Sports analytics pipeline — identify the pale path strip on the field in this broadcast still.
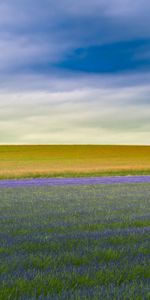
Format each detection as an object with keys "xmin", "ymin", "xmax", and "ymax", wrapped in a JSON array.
[{"xmin": 0, "ymin": 175, "xmax": 150, "ymax": 188}]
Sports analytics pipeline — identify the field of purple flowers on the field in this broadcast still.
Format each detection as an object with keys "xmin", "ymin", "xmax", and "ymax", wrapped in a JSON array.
[{"xmin": 0, "ymin": 182, "xmax": 150, "ymax": 299}]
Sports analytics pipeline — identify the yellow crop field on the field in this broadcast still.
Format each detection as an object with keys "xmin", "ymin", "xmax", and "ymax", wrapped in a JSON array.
[{"xmin": 0, "ymin": 145, "xmax": 150, "ymax": 179}]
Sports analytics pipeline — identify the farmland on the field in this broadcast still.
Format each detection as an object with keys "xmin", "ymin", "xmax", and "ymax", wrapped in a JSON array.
[
  {"xmin": 0, "ymin": 182, "xmax": 150, "ymax": 299},
  {"xmin": 0, "ymin": 145, "xmax": 150, "ymax": 179},
  {"xmin": 0, "ymin": 145, "xmax": 150, "ymax": 299}
]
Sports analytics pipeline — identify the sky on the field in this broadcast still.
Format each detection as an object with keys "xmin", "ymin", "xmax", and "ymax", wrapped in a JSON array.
[{"xmin": 0, "ymin": 0, "xmax": 150, "ymax": 144}]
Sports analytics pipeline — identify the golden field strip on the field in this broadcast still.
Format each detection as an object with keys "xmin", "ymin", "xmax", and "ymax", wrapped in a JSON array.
[{"xmin": 0, "ymin": 145, "xmax": 150, "ymax": 179}]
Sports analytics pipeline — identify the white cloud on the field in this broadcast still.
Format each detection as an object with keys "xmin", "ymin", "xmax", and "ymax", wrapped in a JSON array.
[
  {"xmin": 0, "ymin": 0, "xmax": 150, "ymax": 144},
  {"xmin": 0, "ymin": 77, "xmax": 150, "ymax": 144}
]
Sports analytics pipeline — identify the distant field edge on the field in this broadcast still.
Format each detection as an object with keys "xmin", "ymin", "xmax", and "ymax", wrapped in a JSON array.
[{"xmin": 0, "ymin": 169, "xmax": 150, "ymax": 180}]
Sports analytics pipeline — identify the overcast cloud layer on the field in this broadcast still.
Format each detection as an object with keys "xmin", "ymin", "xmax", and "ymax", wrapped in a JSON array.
[{"xmin": 0, "ymin": 0, "xmax": 150, "ymax": 144}]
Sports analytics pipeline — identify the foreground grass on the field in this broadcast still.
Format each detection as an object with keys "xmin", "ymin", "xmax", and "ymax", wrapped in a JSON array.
[
  {"xmin": 0, "ymin": 145, "xmax": 150, "ymax": 179},
  {"xmin": 0, "ymin": 183, "xmax": 150, "ymax": 299}
]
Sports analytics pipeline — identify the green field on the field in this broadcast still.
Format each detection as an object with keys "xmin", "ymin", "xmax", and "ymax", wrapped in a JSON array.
[
  {"xmin": 0, "ymin": 183, "xmax": 150, "ymax": 299},
  {"xmin": 0, "ymin": 145, "xmax": 150, "ymax": 179}
]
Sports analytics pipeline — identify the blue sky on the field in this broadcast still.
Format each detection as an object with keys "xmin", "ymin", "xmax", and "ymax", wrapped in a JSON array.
[{"xmin": 0, "ymin": 0, "xmax": 150, "ymax": 144}]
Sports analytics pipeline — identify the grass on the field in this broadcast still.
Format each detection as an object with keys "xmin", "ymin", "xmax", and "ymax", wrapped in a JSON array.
[
  {"xmin": 0, "ymin": 145, "xmax": 150, "ymax": 179},
  {"xmin": 0, "ymin": 183, "xmax": 150, "ymax": 299}
]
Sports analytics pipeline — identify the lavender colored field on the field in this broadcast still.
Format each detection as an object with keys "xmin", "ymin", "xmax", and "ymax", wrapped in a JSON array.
[
  {"xmin": 1, "ymin": 175, "xmax": 150, "ymax": 188},
  {"xmin": 0, "ymin": 183, "xmax": 150, "ymax": 299}
]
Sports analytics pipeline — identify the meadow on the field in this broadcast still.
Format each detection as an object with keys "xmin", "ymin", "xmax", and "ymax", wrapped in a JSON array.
[
  {"xmin": 0, "ymin": 145, "xmax": 150, "ymax": 179},
  {"xmin": 0, "ymin": 183, "xmax": 150, "ymax": 299}
]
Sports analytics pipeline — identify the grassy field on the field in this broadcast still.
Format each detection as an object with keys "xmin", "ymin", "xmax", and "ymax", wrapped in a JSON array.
[
  {"xmin": 0, "ymin": 145, "xmax": 150, "ymax": 179},
  {"xmin": 0, "ymin": 183, "xmax": 150, "ymax": 299}
]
